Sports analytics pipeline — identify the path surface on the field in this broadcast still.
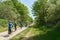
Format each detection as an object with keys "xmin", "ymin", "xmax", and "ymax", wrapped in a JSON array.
[{"xmin": 0, "ymin": 27, "xmax": 28, "ymax": 40}]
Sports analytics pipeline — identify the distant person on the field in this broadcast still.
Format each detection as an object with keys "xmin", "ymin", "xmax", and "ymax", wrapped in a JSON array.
[
  {"xmin": 20, "ymin": 21, "xmax": 23, "ymax": 28},
  {"xmin": 14, "ymin": 22, "xmax": 17, "ymax": 31},
  {"xmin": 8, "ymin": 22, "xmax": 12, "ymax": 34}
]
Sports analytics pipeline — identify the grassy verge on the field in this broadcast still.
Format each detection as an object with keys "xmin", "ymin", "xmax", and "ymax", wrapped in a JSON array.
[
  {"xmin": 27, "ymin": 27, "xmax": 60, "ymax": 40},
  {"xmin": 26, "ymin": 27, "xmax": 46, "ymax": 40},
  {"xmin": 30, "ymin": 27, "xmax": 45, "ymax": 36},
  {"xmin": 0, "ymin": 26, "xmax": 8, "ymax": 32},
  {"xmin": 10, "ymin": 26, "xmax": 46, "ymax": 40},
  {"xmin": 10, "ymin": 27, "xmax": 31, "ymax": 40},
  {"xmin": 11, "ymin": 26, "xmax": 60, "ymax": 40},
  {"xmin": 0, "ymin": 19, "xmax": 8, "ymax": 32}
]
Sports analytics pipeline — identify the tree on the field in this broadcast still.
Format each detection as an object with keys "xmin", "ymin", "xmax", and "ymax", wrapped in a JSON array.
[
  {"xmin": 45, "ymin": 0, "xmax": 60, "ymax": 26},
  {"xmin": 32, "ymin": 0, "xmax": 48, "ymax": 26},
  {"xmin": 11, "ymin": 0, "xmax": 30, "ymax": 24},
  {"xmin": 0, "ymin": 4, "xmax": 17, "ymax": 21}
]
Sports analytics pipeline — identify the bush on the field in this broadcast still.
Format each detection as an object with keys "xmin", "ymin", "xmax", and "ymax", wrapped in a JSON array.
[{"xmin": 0, "ymin": 19, "xmax": 8, "ymax": 27}]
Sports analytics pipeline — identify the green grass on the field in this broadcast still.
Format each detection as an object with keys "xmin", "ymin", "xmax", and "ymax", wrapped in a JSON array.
[
  {"xmin": 27, "ymin": 26, "xmax": 60, "ymax": 40},
  {"xmin": 10, "ymin": 26, "xmax": 46, "ymax": 40},
  {"xmin": 10, "ymin": 26, "xmax": 60, "ymax": 40},
  {"xmin": 0, "ymin": 19, "xmax": 8, "ymax": 32},
  {"xmin": 29, "ymin": 27, "xmax": 45, "ymax": 37},
  {"xmin": 0, "ymin": 26, "xmax": 8, "ymax": 32},
  {"xmin": 25, "ymin": 27, "xmax": 47, "ymax": 40},
  {"xmin": 10, "ymin": 28, "xmax": 31, "ymax": 40}
]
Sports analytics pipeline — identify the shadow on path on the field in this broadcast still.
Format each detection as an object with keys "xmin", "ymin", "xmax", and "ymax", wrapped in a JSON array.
[{"xmin": 3, "ymin": 34, "xmax": 9, "ymax": 37}]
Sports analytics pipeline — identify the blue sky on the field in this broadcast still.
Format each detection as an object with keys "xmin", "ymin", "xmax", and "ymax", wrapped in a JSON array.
[{"xmin": 18, "ymin": 0, "xmax": 35, "ymax": 20}]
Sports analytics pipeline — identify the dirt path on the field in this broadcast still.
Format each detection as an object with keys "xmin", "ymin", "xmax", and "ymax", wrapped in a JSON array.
[{"xmin": 0, "ymin": 27, "xmax": 28, "ymax": 40}]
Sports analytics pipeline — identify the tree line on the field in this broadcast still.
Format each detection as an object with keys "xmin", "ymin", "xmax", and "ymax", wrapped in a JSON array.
[
  {"xmin": 32, "ymin": 0, "xmax": 60, "ymax": 28},
  {"xmin": 0, "ymin": 0, "xmax": 33, "ymax": 27}
]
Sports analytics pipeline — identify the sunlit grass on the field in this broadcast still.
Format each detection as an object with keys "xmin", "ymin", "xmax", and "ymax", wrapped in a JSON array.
[
  {"xmin": 0, "ymin": 26, "xmax": 8, "ymax": 32},
  {"xmin": 11, "ymin": 26, "xmax": 58, "ymax": 40},
  {"xmin": 29, "ymin": 27, "xmax": 45, "ymax": 37},
  {"xmin": 10, "ymin": 28, "xmax": 31, "ymax": 40},
  {"xmin": 10, "ymin": 26, "xmax": 46, "ymax": 40}
]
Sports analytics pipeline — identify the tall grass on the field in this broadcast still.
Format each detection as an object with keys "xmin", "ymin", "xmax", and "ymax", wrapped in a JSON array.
[{"xmin": 0, "ymin": 19, "xmax": 8, "ymax": 32}]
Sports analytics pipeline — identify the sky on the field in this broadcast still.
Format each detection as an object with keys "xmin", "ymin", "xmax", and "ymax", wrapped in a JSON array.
[{"xmin": 18, "ymin": 0, "xmax": 35, "ymax": 20}]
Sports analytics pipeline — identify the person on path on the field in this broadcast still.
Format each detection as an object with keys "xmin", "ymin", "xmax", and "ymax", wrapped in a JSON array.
[
  {"xmin": 20, "ymin": 21, "xmax": 23, "ymax": 28},
  {"xmin": 8, "ymin": 22, "xmax": 12, "ymax": 34},
  {"xmin": 14, "ymin": 22, "xmax": 17, "ymax": 31}
]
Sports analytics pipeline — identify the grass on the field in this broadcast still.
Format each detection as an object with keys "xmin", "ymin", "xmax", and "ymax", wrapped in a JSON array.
[
  {"xmin": 10, "ymin": 25, "xmax": 60, "ymax": 40},
  {"xmin": 25, "ymin": 27, "xmax": 47, "ymax": 40},
  {"xmin": 10, "ymin": 26, "xmax": 47, "ymax": 40},
  {"xmin": 0, "ymin": 26, "xmax": 8, "ymax": 32},
  {"xmin": 27, "ymin": 26, "xmax": 60, "ymax": 40},
  {"xmin": 10, "ymin": 28, "xmax": 31, "ymax": 40},
  {"xmin": 0, "ymin": 19, "xmax": 8, "ymax": 32},
  {"xmin": 29, "ymin": 27, "xmax": 45, "ymax": 37}
]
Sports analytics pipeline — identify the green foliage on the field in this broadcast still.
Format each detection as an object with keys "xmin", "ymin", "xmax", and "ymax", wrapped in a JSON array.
[
  {"xmin": 0, "ymin": 0, "xmax": 32, "ymax": 32},
  {"xmin": 11, "ymin": 0, "xmax": 31, "ymax": 24},
  {"xmin": 32, "ymin": 0, "xmax": 48, "ymax": 26},
  {"xmin": 32, "ymin": 0, "xmax": 60, "ymax": 27},
  {"xmin": 0, "ymin": 1, "xmax": 18, "ymax": 21},
  {"xmin": 0, "ymin": 0, "xmax": 31, "ymax": 23},
  {"xmin": 31, "ymin": 0, "xmax": 60, "ymax": 40},
  {"xmin": 0, "ymin": 19, "xmax": 8, "ymax": 27},
  {"xmin": 45, "ymin": 0, "xmax": 60, "ymax": 26}
]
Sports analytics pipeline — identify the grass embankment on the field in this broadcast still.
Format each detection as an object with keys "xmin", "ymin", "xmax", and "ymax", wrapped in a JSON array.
[
  {"xmin": 10, "ymin": 25, "xmax": 60, "ymax": 40},
  {"xmin": 27, "ymin": 26, "xmax": 60, "ymax": 40}
]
